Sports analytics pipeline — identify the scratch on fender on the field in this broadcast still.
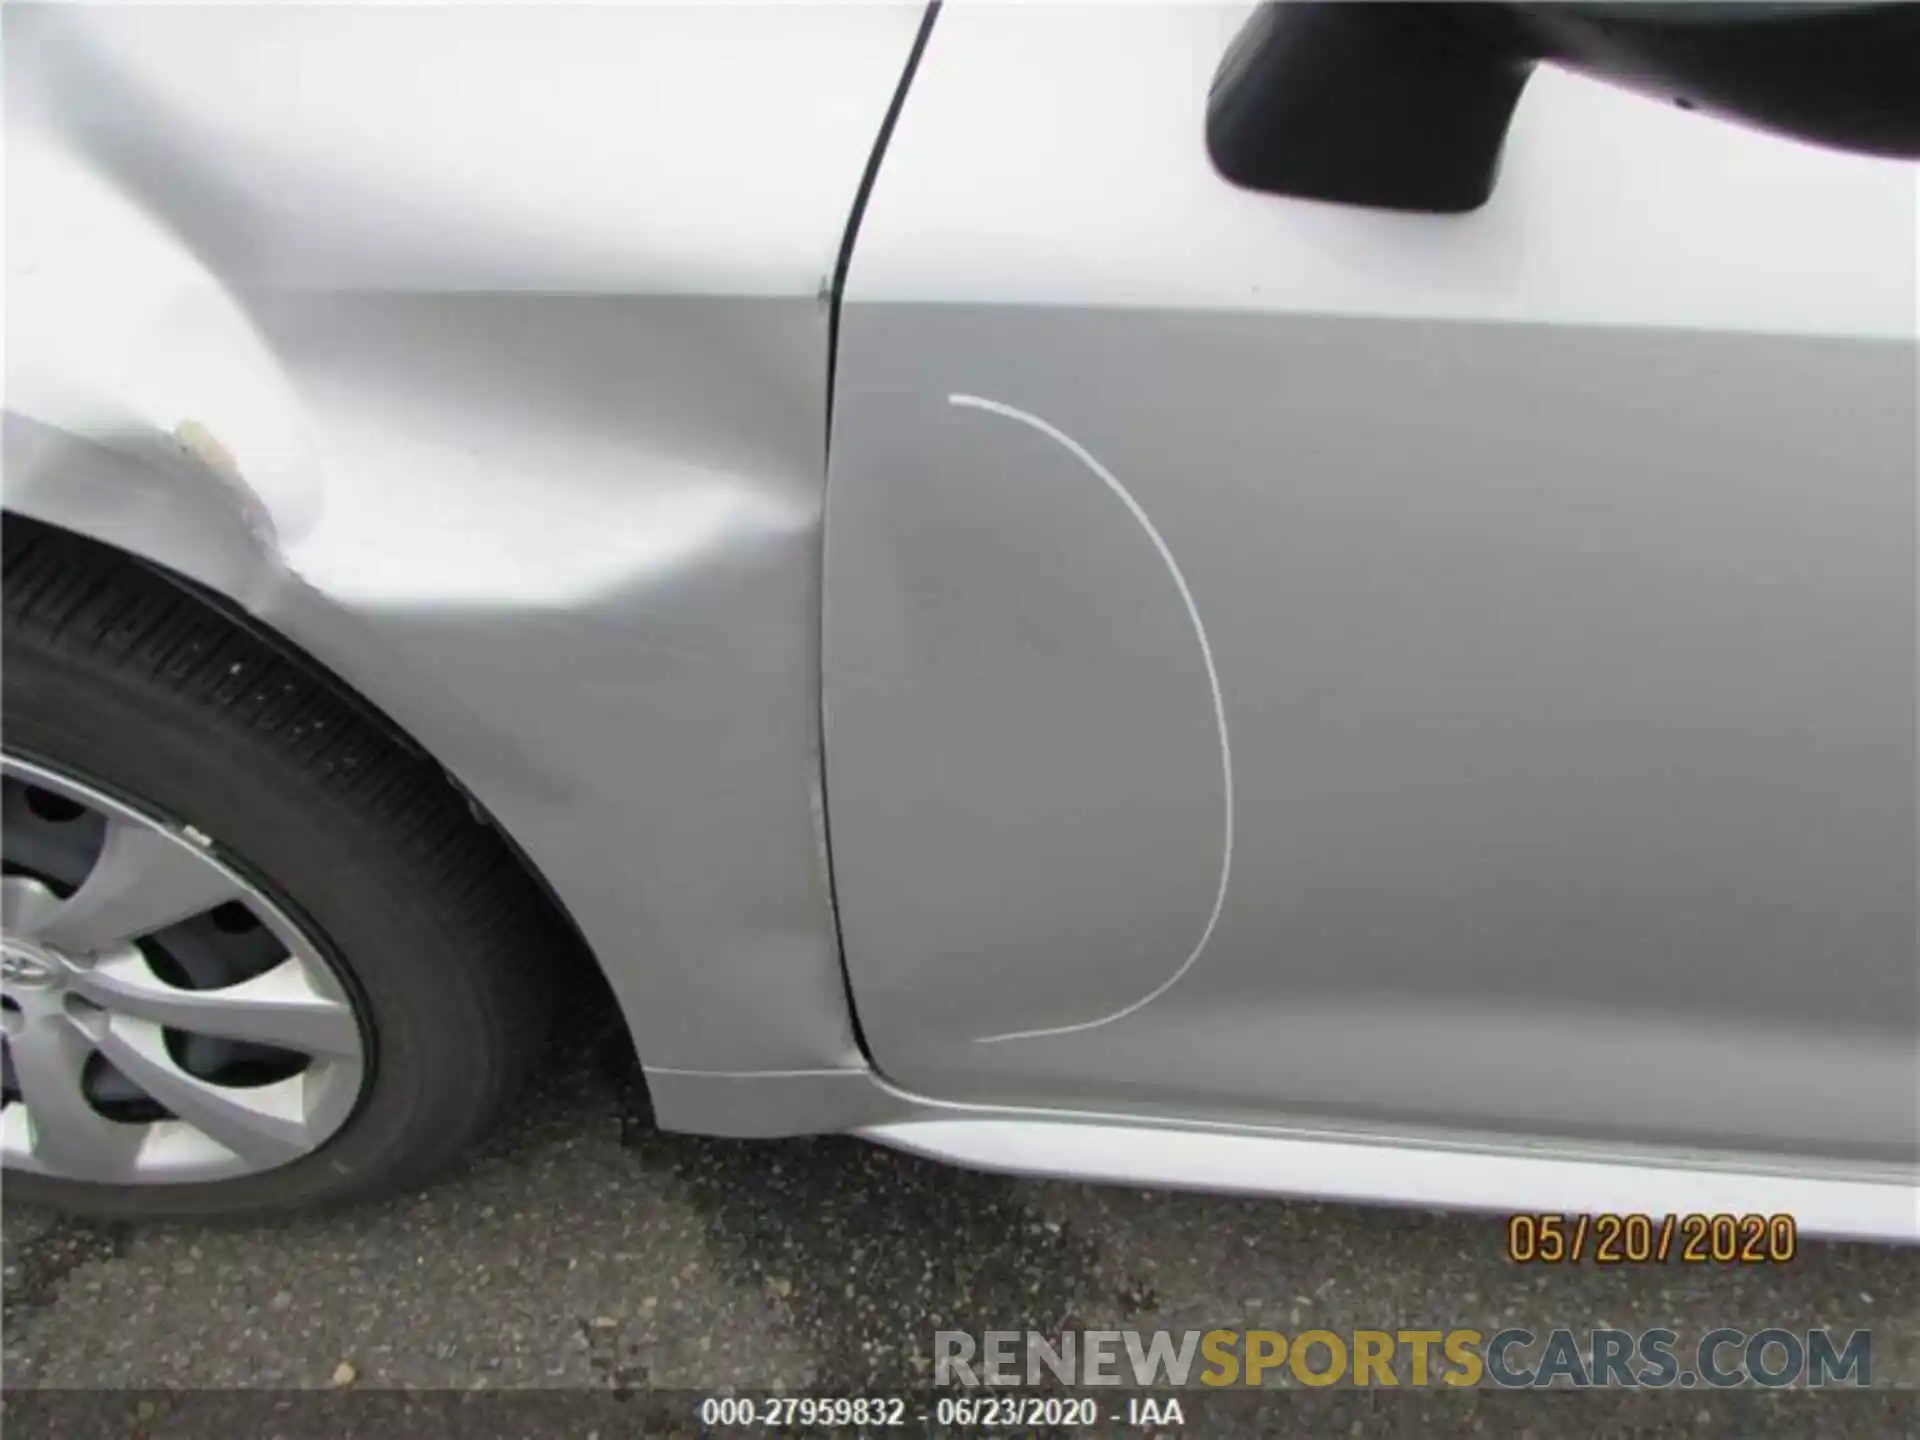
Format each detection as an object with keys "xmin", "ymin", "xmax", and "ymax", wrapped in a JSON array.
[
  {"xmin": 171, "ymin": 418, "xmax": 280, "ymax": 556},
  {"xmin": 947, "ymin": 394, "xmax": 1233, "ymax": 1043}
]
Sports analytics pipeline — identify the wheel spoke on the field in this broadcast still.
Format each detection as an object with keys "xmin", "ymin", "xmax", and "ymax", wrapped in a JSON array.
[
  {"xmin": 94, "ymin": 1020, "xmax": 313, "ymax": 1166},
  {"xmin": 3, "ymin": 760, "xmax": 366, "ymax": 1184},
  {"xmin": 6, "ymin": 1019, "xmax": 145, "ymax": 1180},
  {"xmin": 0, "ymin": 875, "xmax": 65, "ymax": 941},
  {"xmin": 67, "ymin": 953, "xmax": 360, "ymax": 1057},
  {"xmin": 40, "ymin": 817, "xmax": 244, "ymax": 952}
]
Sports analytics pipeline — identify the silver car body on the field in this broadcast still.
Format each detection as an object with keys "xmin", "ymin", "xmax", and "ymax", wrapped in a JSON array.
[{"xmin": 6, "ymin": 2, "xmax": 1915, "ymax": 1239}]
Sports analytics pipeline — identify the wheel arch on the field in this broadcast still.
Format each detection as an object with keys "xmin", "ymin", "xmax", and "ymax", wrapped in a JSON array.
[
  {"xmin": 3, "ymin": 354, "xmax": 877, "ymax": 1127},
  {"xmin": 2, "ymin": 418, "xmax": 881, "ymax": 1150},
  {"xmin": 1, "ymin": 501, "xmax": 608, "ymax": 1014}
]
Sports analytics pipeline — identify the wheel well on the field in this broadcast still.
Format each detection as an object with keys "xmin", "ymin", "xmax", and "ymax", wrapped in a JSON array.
[{"xmin": 0, "ymin": 509, "xmax": 619, "ymax": 1026}]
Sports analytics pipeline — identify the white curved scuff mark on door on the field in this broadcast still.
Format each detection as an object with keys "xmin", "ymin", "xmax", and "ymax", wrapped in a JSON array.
[{"xmin": 947, "ymin": 394, "xmax": 1234, "ymax": 1044}]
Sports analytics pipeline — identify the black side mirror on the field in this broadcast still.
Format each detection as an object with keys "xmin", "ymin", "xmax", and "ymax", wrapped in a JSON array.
[{"xmin": 1207, "ymin": 2, "xmax": 1920, "ymax": 214}]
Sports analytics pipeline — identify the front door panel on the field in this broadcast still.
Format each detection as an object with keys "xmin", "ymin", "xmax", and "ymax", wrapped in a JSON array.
[{"xmin": 824, "ymin": 3, "xmax": 1917, "ymax": 1163}]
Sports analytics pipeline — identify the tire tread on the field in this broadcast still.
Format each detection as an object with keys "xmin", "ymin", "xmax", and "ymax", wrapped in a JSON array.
[{"xmin": 2, "ymin": 518, "xmax": 559, "ymax": 1216}]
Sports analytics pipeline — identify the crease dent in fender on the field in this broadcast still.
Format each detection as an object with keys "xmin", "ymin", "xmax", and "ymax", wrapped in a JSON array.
[{"xmin": 947, "ymin": 394, "xmax": 1233, "ymax": 1044}]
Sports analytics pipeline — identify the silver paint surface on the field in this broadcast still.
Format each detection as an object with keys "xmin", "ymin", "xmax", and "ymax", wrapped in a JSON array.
[
  {"xmin": 826, "ymin": 2, "xmax": 1918, "ymax": 1161},
  {"xmin": 5, "ymin": 0, "xmax": 1916, "ymax": 1219},
  {"xmin": 4, "ymin": 2, "xmax": 930, "ymax": 1090},
  {"xmin": 861, "ymin": 1114, "xmax": 1920, "ymax": 1242}
]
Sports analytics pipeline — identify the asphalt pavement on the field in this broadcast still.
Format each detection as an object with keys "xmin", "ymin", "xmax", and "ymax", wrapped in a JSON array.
[{"xmin": 4, "ymin": 1005, "xmax": 1916, "ymax": 1434}]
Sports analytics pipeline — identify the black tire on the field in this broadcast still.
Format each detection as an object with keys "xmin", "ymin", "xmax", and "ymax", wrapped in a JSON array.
[{"xmin": 2, "ymin": 521, "xmax": 556, "ymax": 1219}]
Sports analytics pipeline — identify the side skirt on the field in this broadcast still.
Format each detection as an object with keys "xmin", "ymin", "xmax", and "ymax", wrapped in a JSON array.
[{"xmin": 644, "ymin": 1065, "xmax": 1917, "ymax": 1243}]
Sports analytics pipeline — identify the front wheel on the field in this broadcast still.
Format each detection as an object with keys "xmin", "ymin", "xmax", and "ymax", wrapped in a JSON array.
[{"xmin": 2, "ymin": 522, "xmax": 556, "ymax": 1219}]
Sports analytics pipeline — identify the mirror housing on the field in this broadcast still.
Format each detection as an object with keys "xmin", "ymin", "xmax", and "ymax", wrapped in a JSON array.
[{"xmin": 1207, "ymin": 2, "xmax": 1920, "ymax": 213}]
